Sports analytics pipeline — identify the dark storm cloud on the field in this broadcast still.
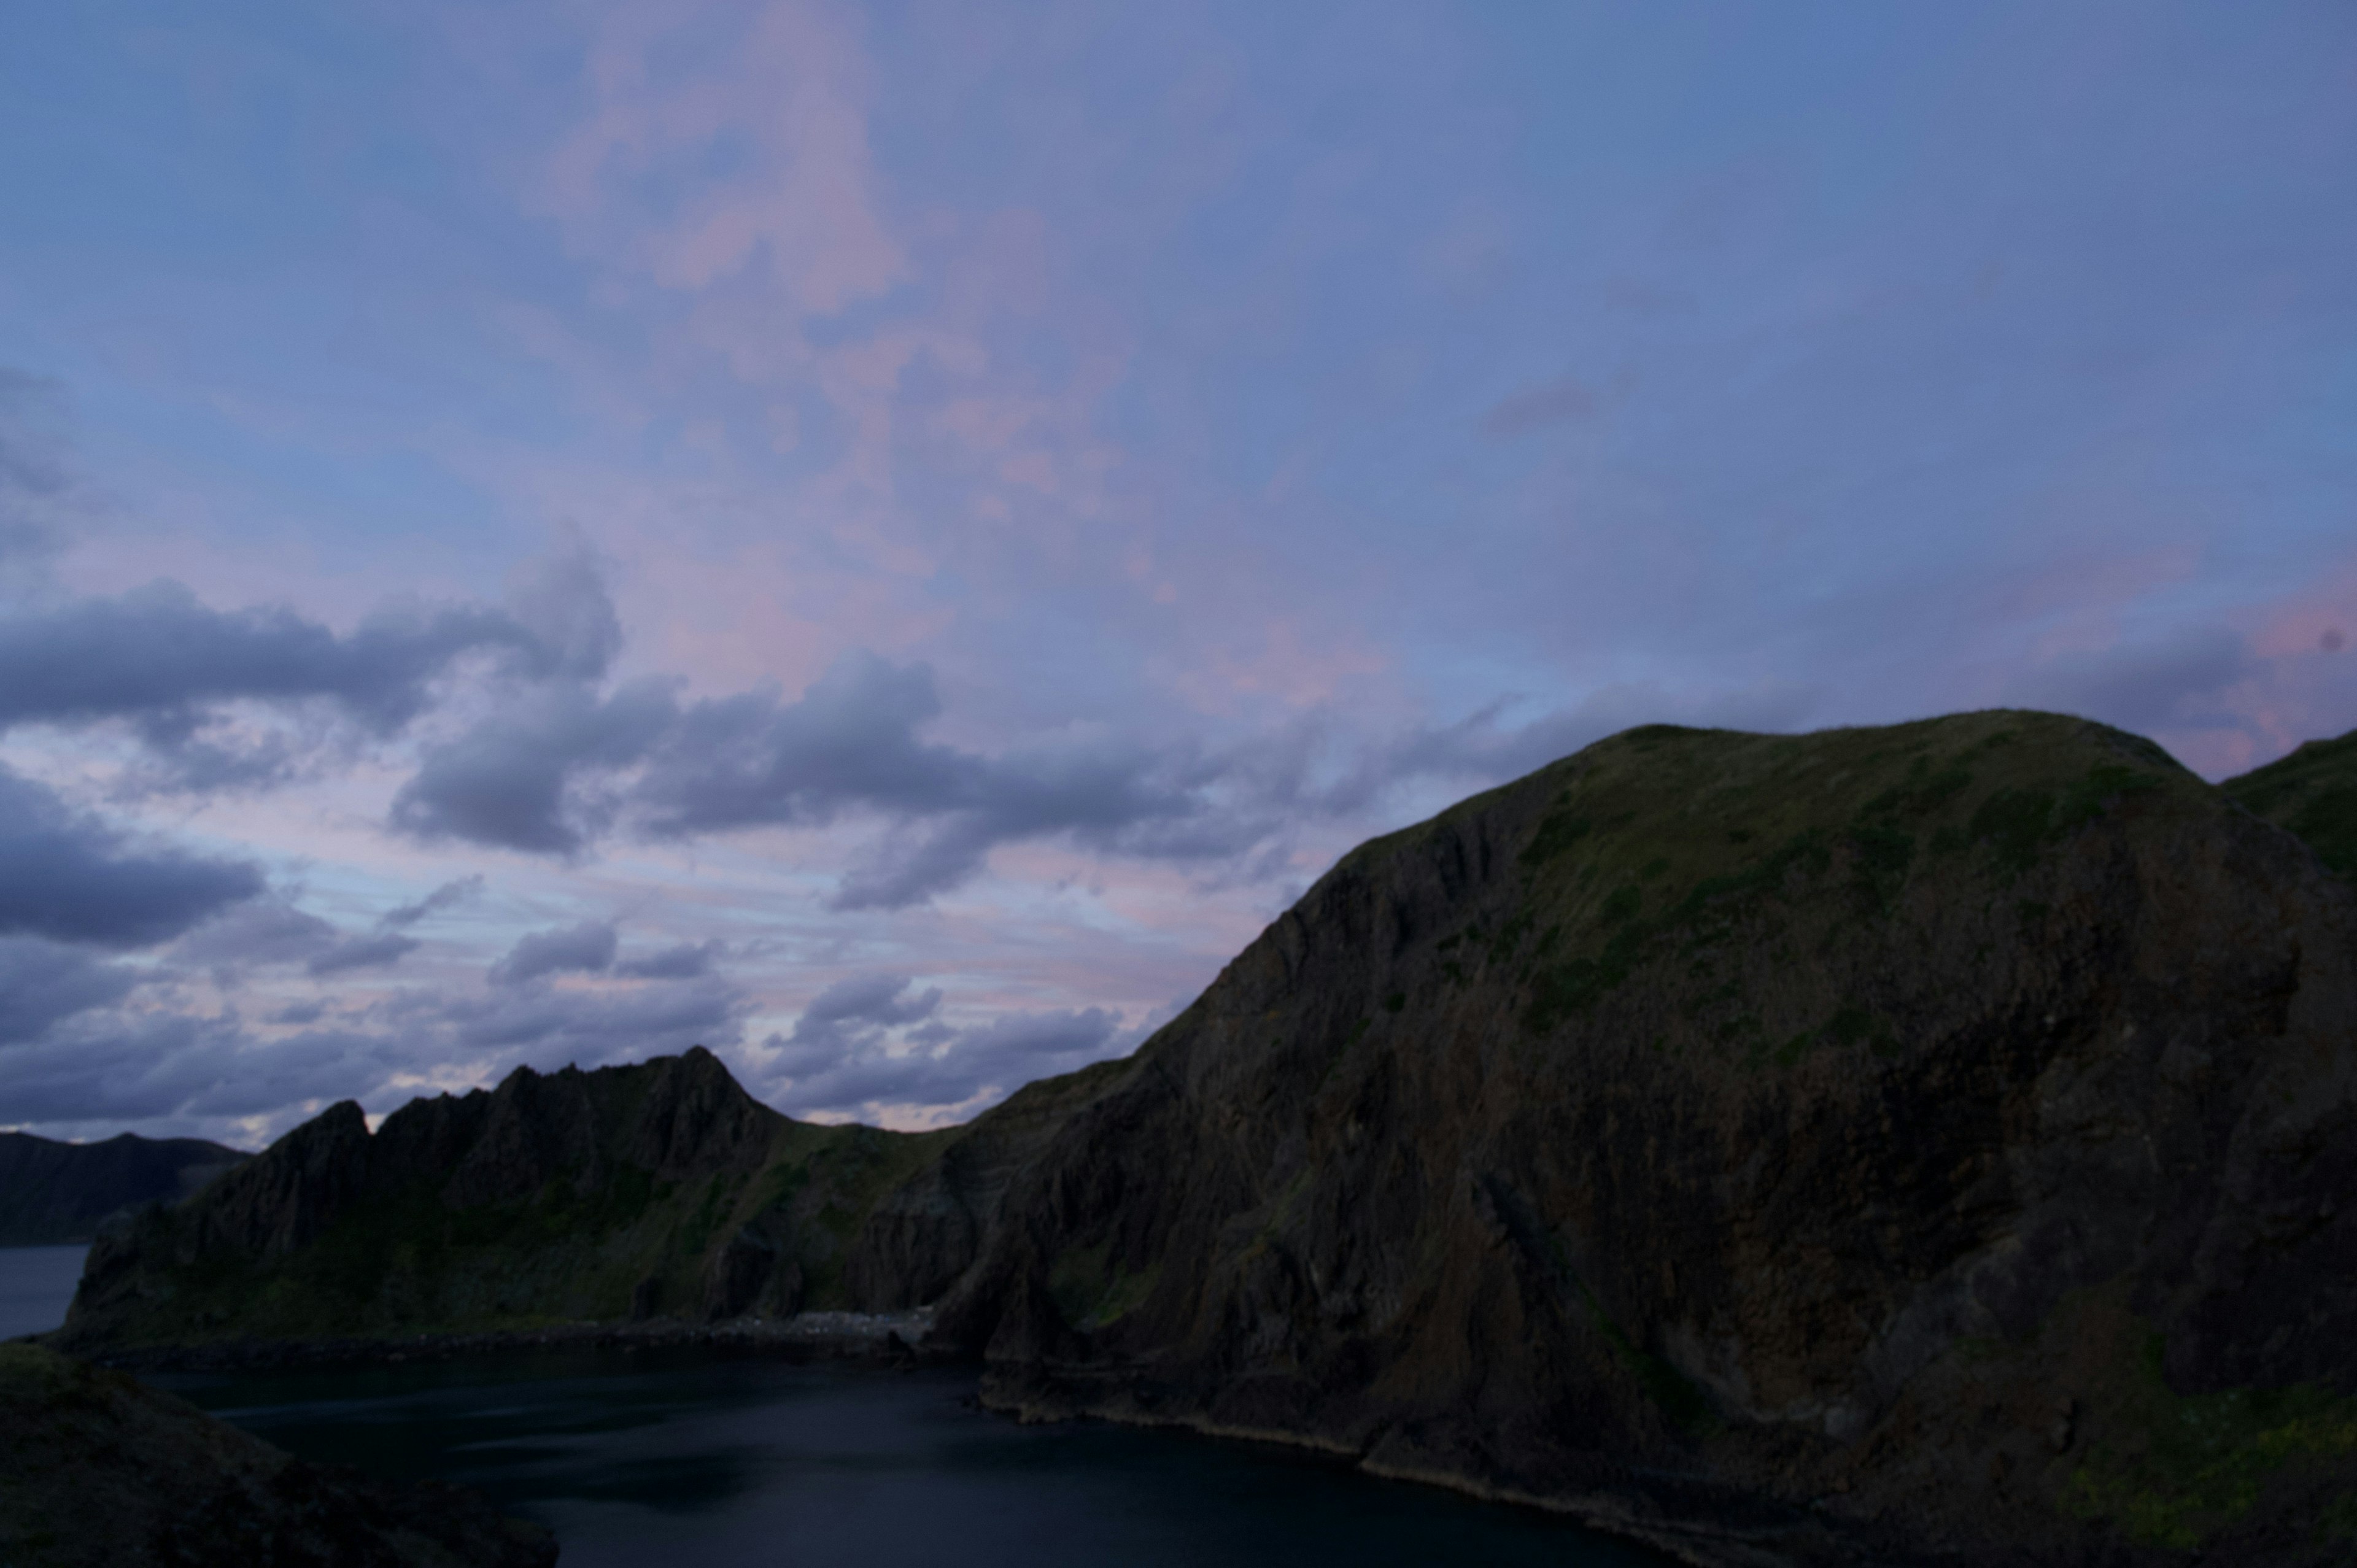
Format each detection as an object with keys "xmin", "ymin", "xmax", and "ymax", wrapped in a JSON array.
[
  {"xmin": 0, "ymin": 938, "xmax": 137, "ymax": 1046},
  {"xmin": 487, "ymin": 921, "xmax": 619, "ymax": 986},
  {"xmin": 0, "ymin": 765, "xmax": 262, "ymax": 947}
]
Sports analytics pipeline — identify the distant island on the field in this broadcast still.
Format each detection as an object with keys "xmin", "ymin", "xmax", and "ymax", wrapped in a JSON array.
[
  {"xmin": 41, "ymin": 709, "xmax": 2357, "ymax": 1568},
  {"xmin": 0, "ymin": 1131, "xmax": 247, "ymax": 1247}
]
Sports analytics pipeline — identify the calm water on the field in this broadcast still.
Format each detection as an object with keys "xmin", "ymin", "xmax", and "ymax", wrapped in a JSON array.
[
  {"xmin": 157, "ymin": 1350, "xmax": 1672, "ymax": 1568},
  {"xmin": 0, "ymin": 1244, "xmax": 87, "ymax": 1339},
  {"xmin": 0, "ymin": 1251, "xmax": 1666, "ymax": 1567}
]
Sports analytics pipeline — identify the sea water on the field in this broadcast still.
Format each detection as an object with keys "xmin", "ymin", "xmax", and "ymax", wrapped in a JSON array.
[
  {"xmin": 1, "ymin": 1251, "xmax": 1667, "ymax": 1567},
  {"xmin": 0, "ymin": 1244, "xmax": 87, "ymax": 1340}
]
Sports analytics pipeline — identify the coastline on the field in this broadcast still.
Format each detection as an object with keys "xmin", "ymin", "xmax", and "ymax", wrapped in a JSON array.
[{"xmin": 50, "ymin": 1307, "xmax": 945, "ymax": 1375}]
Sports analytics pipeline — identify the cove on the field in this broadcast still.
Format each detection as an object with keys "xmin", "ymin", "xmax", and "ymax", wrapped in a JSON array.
[{"xmin": 156, "ymin": 1348, "xmax": 1674, "ymax": 1568}]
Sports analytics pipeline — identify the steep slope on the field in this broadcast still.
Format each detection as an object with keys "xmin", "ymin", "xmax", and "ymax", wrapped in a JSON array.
[
  {"xmin": 0, "ymin": 1132, "xmax": 247, "ymax": 1246},
  {"xmin": 0, "ymin": 1342, "xmax": 554, "ymax": 1567},
  {"xmin": 2225, "ymin": 724, "xmax": 2357, "ymax": 878},
  {"xmin": 58, "ymin": 1046, "xmax": 948, "ymax": 1349},
  {"xmin": 927, "ymin": 711, "xmax": 2357, "ymax": 1567}
]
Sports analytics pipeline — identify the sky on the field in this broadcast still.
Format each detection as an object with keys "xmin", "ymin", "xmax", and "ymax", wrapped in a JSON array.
[{"xmin": 1, "ymin": 1, "xmax": 2352, "ymax": 1148}]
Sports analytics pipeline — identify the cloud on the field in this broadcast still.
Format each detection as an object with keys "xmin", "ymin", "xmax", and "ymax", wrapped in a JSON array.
[
  {"xmin": 382, "ymin": 875, "xmax": 485, "ymax": 930},
  {"xmin": 0, "ymin": 579, "xmax": 533, "ymax": 735},
  {"xmin": 305, "ymin": 932, "xmax": 421, "ymax": 976},
  {"xmin": 393, "ymin": 650, "xmax": 1238, "ymax": 906},
  {"xmin": 0, "ymin": 540, "xmax": 627, "ymax": 798},
  {"xmin": 616, "ymin": 939, "xmax": 724, "ymax": 979},
  {"xmin": 760, "ymin": 984, "xmax": 1122, "ymax": 1120},
  {"xmin": 1, "ymin": 966, "xmax": 748, "ymax": 1135},
  {"xmin": 0, "ymin": 765, "xmax": 263, "ymax": 948},
  {"xmin": 0, "ymin": 938, "xmax": 137, "ymax": 1046},
  {"xmin": 488, "ymin": 921, "xmax": 619, "ymax": 986},
  {"xmin": 390, "ymin": 678, "xmax": 676, "ymax": 855}
]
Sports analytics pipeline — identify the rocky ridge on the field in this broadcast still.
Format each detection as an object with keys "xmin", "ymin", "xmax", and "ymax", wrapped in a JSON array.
[{"xmin": 58, "ymin": 1046, "xmax": 951, "ymax": 1348}]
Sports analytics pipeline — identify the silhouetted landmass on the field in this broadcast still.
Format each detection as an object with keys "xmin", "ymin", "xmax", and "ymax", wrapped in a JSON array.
[
  {"xmin": 0, "ymin": 1131, "xmax": 247, "ymax": 1246},
  {"xmin": 0, "ymin": 1341, "xmax": 554, "ymax": 1567},
  {"xmin": 58, "ymin": 711, "xmax": 2357, "ymax": 1566}
]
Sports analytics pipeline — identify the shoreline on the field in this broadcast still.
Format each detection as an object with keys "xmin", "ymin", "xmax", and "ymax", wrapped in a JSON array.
[{"xmin": 47, "ymin": 1307, "xmax": 949, "ymax": 1375}]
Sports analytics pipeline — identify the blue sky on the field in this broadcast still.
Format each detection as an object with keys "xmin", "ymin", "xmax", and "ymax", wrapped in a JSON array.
[{"xmin": 2, "ymin": 1, "xmax": 2351, "ymax": 1145}]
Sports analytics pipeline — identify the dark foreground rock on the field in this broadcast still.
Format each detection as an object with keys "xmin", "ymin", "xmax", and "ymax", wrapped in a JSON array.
[
  {"xmin": 0, "ymin": 1342, "xmax": 555, "ymax": 1568},
  {"xmin": 929, "ymin": 711, "xmax": 2357, "ymax": 1566},
  {"xmin": 0, "ymin": 1132, "xmax": 247, "ymax": 1246}
]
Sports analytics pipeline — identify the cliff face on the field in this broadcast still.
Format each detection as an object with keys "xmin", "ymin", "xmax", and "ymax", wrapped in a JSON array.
[
  {"xmin": 923, "ymin": 712, "xmax": 2357, "ymax": 1566},
  {"xmin": 0, "ymin": 1132, "xmax": 247, "ymax": 1246},
  {"xmin": 0, "ymin": 1342, "xmax": 554, "ymax": 1567},
  {"xmin": 60, "ymin": 1046, "xmax": 948, "ymax": 1348}
]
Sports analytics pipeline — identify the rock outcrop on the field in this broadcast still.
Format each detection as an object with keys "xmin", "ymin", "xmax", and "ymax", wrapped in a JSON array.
[
  {"xmin": 0, "ymin": 1342, "xmax": 555, "ymax": 1567},
  {"xmin": 58, "ymin": 1047, "xmax": 948, "ymax": 1348},
  {"xmin": 919, "ymin": 711, "xmax": 2357, "ymax": 1566},
  {"xmin": 0, "ymin": 1132, "xmax": 247, "ymax": 1246}
]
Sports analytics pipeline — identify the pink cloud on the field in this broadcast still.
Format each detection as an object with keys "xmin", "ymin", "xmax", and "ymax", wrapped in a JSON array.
[{"xmin": 542, "ymin": 0, "xmax": 906, "ymax": 317}]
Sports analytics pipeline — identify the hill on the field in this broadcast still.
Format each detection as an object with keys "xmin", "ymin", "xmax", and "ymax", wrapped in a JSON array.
[
  {"xmin": 2223, "ymin": 724, "xmax": 2357, "ymax": 878},
  {"xmin": 926, "ymin": 709, "xmax": 2357, "ymax": 1566},
  {"xmin": 0, "ymin": 1132, "xmax": 247, "ymax": 1246}
]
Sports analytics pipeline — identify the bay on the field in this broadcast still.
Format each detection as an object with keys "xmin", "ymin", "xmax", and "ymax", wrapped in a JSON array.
[
  {"xmin": 160, "ymin": 1348, "xmax": 1676, "ymax": 1568},
  {"xmin": 0, "ymin": 1244, "xmax": 88, "ymax": 1340}
]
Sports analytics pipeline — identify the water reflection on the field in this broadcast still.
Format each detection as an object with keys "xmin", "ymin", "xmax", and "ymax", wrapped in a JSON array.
[{"xmin": 162, "ymin": 1348, "xmax": 1673, "ymax": 1568}]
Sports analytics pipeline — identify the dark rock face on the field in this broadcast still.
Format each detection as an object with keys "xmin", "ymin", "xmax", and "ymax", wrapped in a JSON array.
[
  {"xmin": 921, "ymin": 712, "xmax": 2357, "ymax": 1566},
  {"xmin": 0, "ymin": 1132, "xmax": 247, "ymax": 1246},
  {"xmin": 844, "ymin": 1056, "xmax": 1137, "ymax": 1309},
  {"xmin": 0, "ymin": 1342, "xmax": 554, "ymax": 1567},
  {"xmin": 60, "ymin": 1048, "xmax": 941, "ymax": 1349}
]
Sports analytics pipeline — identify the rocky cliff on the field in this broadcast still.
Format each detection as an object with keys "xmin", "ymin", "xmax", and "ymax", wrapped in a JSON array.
[
  {"xmin": 0, "ymin": 1132, "xmax": 247, "ymax": 1246},
  {"xmin": 58, "ymin": 1046, "xmax": 950, "ymax": 1348},
  {"xmin": 921, "ymin": 711, "xmax": 2357, "ymax": 1566},
  {"xmin": 0, "ymin": 1342, "xmax": 554, "ymax": 1567}
]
